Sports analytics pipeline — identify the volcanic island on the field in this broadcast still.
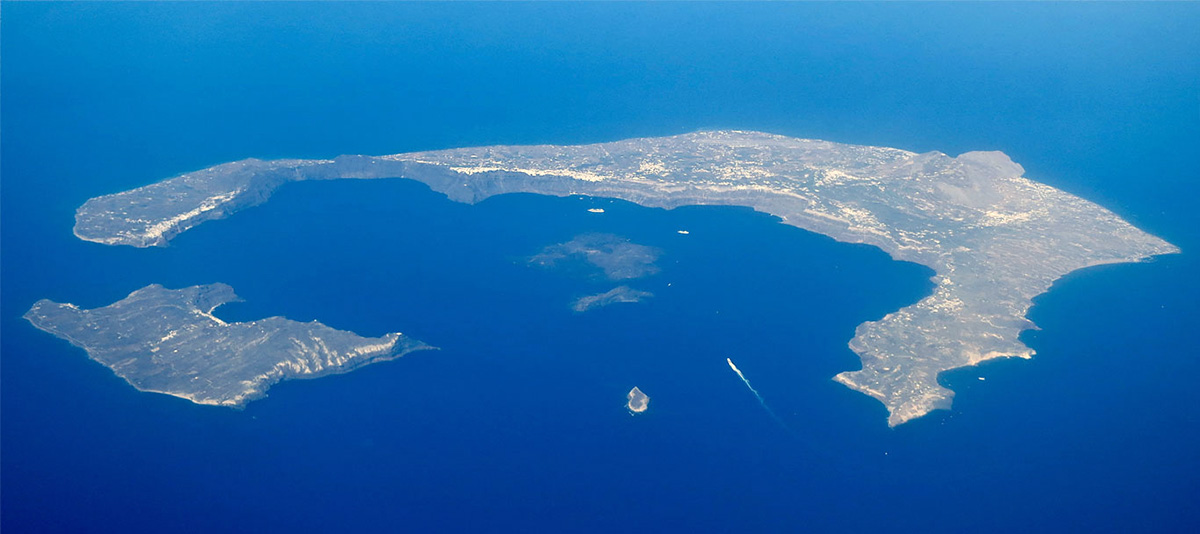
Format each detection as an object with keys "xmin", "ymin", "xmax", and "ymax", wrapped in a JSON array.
[
  {"xmin": 627, "ymin": 387, "xmax": 650, "ymax": 414},
  {"xmin": 42, "ymin": 131, "xmax": 1178, "ymax": 425},
  {"xmin": 25, "ymin": 284, "xmax": 434, "ymax": 407}
]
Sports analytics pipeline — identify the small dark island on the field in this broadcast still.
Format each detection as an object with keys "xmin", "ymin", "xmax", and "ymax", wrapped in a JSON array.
[
  {"xmin": 572, "ymin": 286, "xmax": 653, "ymax": 313},
  {"xmin": 530, "ymin": 233, "xmax": 661, "ymax": 280}
]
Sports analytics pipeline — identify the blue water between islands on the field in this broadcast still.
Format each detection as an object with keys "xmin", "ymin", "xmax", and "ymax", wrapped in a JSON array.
[{"xmin": 3, "ymin": 3, "xmax": 1198, "ymax": 532}]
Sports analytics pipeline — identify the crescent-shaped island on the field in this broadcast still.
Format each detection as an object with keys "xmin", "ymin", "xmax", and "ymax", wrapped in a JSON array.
[{"xmin": 57, "ymin": 131, "xmax": 1178, "ymax": 425}]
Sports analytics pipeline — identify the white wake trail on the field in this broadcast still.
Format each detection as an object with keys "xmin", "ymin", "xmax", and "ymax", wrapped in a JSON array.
[
  {"xmin": 727, "ymin": 358, "xmax": 767, "ymax": 404},
  {"xmin": 727, "ymin": 357, "xmax": 792, "ymax": 433}
]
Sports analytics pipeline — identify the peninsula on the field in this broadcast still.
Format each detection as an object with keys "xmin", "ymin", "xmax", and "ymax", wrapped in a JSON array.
[
  {"xmin": 24, "ymin": 284, "xmax": 435, "ymax": 407},
  {"xmin": 69, "ymin": 131, "xmax": 1180, "ymax": 425}
]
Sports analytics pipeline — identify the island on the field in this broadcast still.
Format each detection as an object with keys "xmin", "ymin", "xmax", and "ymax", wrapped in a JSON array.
[
  {"xmin": 531, "ymin": 233, "xmax": 661, "ymax": 280},
  {"xmin": 572, "ymin": 286, "xmax": 654, "ymax": 313},
  {"xmin": 627, "ymin": 386, "xmax": 650, "ymax": 414},
  {"xmin": 69, "ymin": 130, "xmax": 1180, "ymax": 426},
  {"xmin": 24, "ymin": 284, "xmax": 435, "ymax": 407}
]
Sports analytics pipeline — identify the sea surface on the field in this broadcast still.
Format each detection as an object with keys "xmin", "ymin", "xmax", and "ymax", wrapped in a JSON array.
[{"xmin": 3, "ymin": 4, "xmax": 1198, "ymax": 532}]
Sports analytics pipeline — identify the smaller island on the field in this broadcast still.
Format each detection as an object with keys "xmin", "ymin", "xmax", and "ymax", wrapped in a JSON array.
[
  {"xmin": 627, "ymin": 386, "xmax": 650, "ymax": 414},
  {"xmin": 572, "ymin": 286, "xmax": 653, "ymax": 313},
  {"xmin": 530, "ymin": 233, "xmax": 661, "ymax": 280},
  {"xmin": 23, "ymin": 283, "xmax": 435, "ymax": 407}
]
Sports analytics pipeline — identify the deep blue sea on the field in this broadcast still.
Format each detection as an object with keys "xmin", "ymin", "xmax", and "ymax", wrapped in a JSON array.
[{"xmin": 3, "ymin": 4, "xmax": 1199, "ymax": 532}]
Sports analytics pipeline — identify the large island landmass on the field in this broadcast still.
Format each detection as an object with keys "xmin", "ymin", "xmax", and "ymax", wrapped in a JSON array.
[
  {"xmin": 24, "ymin": 284, "xmax": 435, "ymax": 407},
  {"xmin": 69, "ymin": 131, "xmax": 1180, "ymax": 425}
]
